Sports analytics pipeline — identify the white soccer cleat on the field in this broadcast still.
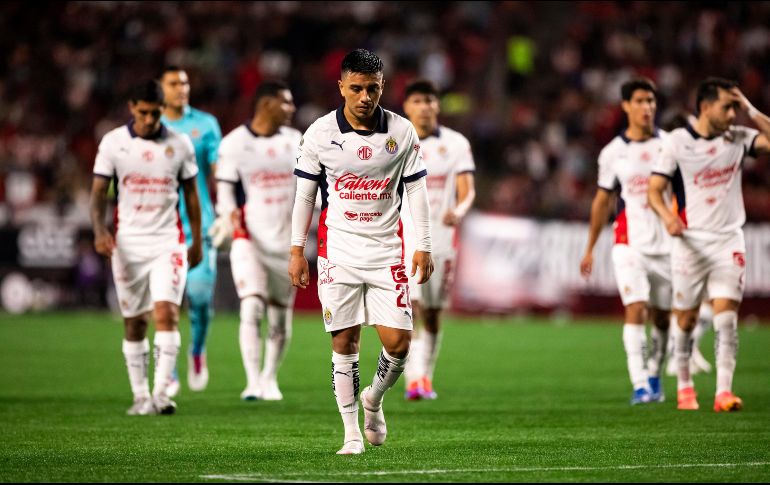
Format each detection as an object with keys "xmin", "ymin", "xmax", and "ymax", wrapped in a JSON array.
[
  {"xmin": 361, "ymin": 386, "xmax": 387, "ymax": 446},
  {"xmin": 152, "ymin": 394, "xmax": 177, "ymax": 415},
  {"xmin": 336, "ymin": 438, "xmax": 365, "ymax": 455},
  {"xmin": 188, "ymin": 353, "xmax": 209, "ymax": 392},
  {"xmin": 690, "ymin": 347, "xmax": 713, "ymax": 374},
  {"xmin": 260, "ymin": 379, "xmax": 283, "ymax": 401},
  {"xmin": 126, "ymin": 397, "xmax": 156, "ymax": 416},
  {"xmin": 240, "ymin": 385, "xmax": 262, "ymax": 401}
]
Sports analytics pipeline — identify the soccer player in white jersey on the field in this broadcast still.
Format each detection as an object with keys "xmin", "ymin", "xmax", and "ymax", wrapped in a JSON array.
[
  {"xmin": 580, "ymin": 78, "xmax": 672, "ymax": 405},
  {"xmin": 649, "ymin": 77, "xmax": 770, "ymax": 412},
  {"xmin": 289, "ymin": 49, "xmax": 434, "ymax": 455},
  {"xmin": 89, "ymin": 80, "xmax": 203, "ymax": 415},
  {"xmin": 211, "ymin": 81, "xmax": 300, "ymax": 401},
  {"xmin": 399, "ymin": 80, "xmax": 476, "ymax": 401}
]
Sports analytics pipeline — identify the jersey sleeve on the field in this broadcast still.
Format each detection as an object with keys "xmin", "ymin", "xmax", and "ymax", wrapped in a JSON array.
[
  {"xmin": 596, "ymin": 146, "xmax": 618, "ymax": 191},
  {"xmin": 651, "ymin": 137, "xmax": 678, "ymax": 178},
  {"xmin": 205, "ymin": 115, "xmax": 223, "ymax": 165},
  {"xmin": 93, "ymin": 135, "xmax": 116, "ymax": 178},
  {"xmin": 179, "ymin": 136, "xmax": 199, "ymax": 181},
  {"xmin": 215, "ymin": 137, "xmax": 239, "ymax": 183},
  {"xmin": 402, "ymin": 125, "xmax": 427, "ymax": 182},
  {"xmin": 736, "ymin": 125, "xmax": 760, "ymax": 157},
  {"xmin": 455, "ymin": 135, "xmax": 476, "ymax": 174},
  {"xmin": 294, "ymin": 124, "xmax": 322, "ymax": 181}
]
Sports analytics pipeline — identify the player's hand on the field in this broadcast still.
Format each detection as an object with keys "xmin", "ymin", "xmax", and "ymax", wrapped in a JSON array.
[
  {"xmin": 208, "ymin": 214, "xmax": 233, "ymax": 249},
  {"xmin": 289, "ymin": 249, "xmax": 310, "ymax": 289},
  {"xmin": 187, "ymin": 242, "xmax": 203, "ymax": 268},
  {"xmin": 411, "ymin": 250, "xmax": 434, "ymax": 284},
  {"xmin": 94, "ymin": 230, "xmax": 115, "ymax": 258},
  {"xmin": 580, "ymin": 252, "xmax": 593, "ymax": 278},
  {"xmin": 442, "ymin": 210, "xmax": 460, "ymax": 227},
  {"xmin": 729, "ymin": 87, "xmax": 751, "ymax": 112},
  {"xmin": 665, "ymin": 216, "xmax": 686, "ymax": 237}
]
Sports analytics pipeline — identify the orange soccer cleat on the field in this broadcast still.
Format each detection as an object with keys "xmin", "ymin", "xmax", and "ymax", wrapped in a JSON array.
[
  {"xmin": 713, "ymin": 391, "xmax": 743, "ymax": 413},
  {"xmin": 677, "ymin": 387, "xmax": 699, "ymax": 410}
]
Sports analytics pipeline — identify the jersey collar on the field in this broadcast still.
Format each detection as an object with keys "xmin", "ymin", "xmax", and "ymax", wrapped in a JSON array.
[
  {"xmin": 619, "ymin": 127, "xmax": 660, "ymax": 144},
  {"xmin": 685, "ymin": 122, "xmax": 719, "ymax": 141},
  {"xmin": 421, "ymin": 126, "xmax": 441, "ymax": 140},
  {"xmin": 336, "ymin": 105, "xmax": 388, "ymax": 135},
  {"xmin": 127, "ymin": 120, "xmax": 167, "ymax": 140}
]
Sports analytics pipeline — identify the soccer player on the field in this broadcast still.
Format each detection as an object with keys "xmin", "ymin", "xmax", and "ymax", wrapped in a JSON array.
[
  {"xmin": 580, "ymin": 78, "xmax": 672, "ymax": 405},
  {"xmin": 399, "ymin": 79, "xmax": 476, "ymax": 401},
  {"xmin": 90, "ymin": 80, "xmax": 202, "ymax": 415},
  {"xmin": 211, "ymin": 81, "xmax": 300, "ymax": 401},
  {"xmin": 289, "ymin": 49, "xmax": 434, "ymax": 455},
  {"xmin": 160, "ymin": 66, "xmax": 222, "ymax": 393},
  {"xmin": 648, "ymin": 77, "xmax": 770, "ymax": 411}
]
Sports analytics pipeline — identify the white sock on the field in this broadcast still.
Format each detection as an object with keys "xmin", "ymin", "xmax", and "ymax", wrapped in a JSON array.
[
  {"xmin": 713, "ymin": 311, "xmax": 738, "ymax": 395},
  {"xmin": 674, "ymin": 324, "xmax": 694, "ymax": 390},
  {"xmin": 239, "ymin": 296, "xmax": 264, "ymax": 389},
  {"xmin": 648, "ymin": 325, "xmax": 668, "ymax": 378},
  {"xmin": 262, "ymin": 305, "xmax": 292, "ymax": 383},
  {"xmin": 622, "ymin": 324, "xmax": 649, "ymax": 390},
  {"xmin": 332, "ymin": 352, "xmax": 361, "ymax": 442},
  {"xmin": 152, "ymin": 330, "xmax": 181, "ymax": 398},
  {"xmin": 422, "ymin": 329, "xmax": 442, "ymax": 381},
  {"xmin": 403, "ymin": 336, "xmax": 424, "ymax": 384},
  {"xmin": 368, "ymin": 348, "xmax": 407, "ymax": 408},
  {"xmin": 122, "ymin": 339, "xmax": 150, "ymax": 399},
  {"xmin": 692, "ymin": 304, "xmax": 713, "ymax": 347}
]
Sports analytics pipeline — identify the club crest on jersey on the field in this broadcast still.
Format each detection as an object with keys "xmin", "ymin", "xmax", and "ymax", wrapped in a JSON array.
[
  {"xmin": 385, "ymin": 136, "xmax": 398, "ymax": 155},
  {"xmin": 165, "ymin": 146, "xmax": 175, "ymax": 158},
  {"xmin": 190, "ymin": 128, "xmax": 200, "ymax": 139},
  {"xmin": 323, "ymin": 308, "xmax": 333, "ymax": 326},
  {"xmin": 733, "ymin": 252, "xmax": 746, "ymax": 268}
]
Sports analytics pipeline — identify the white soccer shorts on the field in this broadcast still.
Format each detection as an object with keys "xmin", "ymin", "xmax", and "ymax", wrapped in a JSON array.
[
  {"xmin": 408, "ymin": 254, "xmax": 454, "ymax": 310},
  {"xmin": 671, "ymin": 231, "xmax": 746, "ymax": 310},
  {"xmin": 611, "ymin": 244, "xmax": 672, "ymax": 309},
  {"xmin": 111, "ymin": 241, "xmax": 188, "ymax": 318},
  {"xmin": 230, "ymin": 237, "xmax": 295, "ymax": 306},
  {"xmin": 316, "ymin": 256, "xmax": 414, "ymax": 333}
]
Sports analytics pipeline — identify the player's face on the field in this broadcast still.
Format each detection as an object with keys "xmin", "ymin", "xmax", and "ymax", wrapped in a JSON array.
[
  {"xmin": 160, "ymin": 71, "xmax": 190, "ymax": 109},
  {"xmin": 704, "ymin": 88, "xmax": 738, "ymax": 133},
  {"xmin": 622, "ymin": 89, "xmax": 656, "ymax": 131},
  {"xmin": 338, "ymin": 71, "xmax": 384, "ymax": 121},
  {"xmin": 403, "ymin": 93, "xmax": 440, "ymax": 131},
  {"xmin": 268, "ymin": 89, "xmax": 296, "ymax": 126},
  {"xmin": 128, "ymin": 100, "xmax": 163, "ymax": 138}
]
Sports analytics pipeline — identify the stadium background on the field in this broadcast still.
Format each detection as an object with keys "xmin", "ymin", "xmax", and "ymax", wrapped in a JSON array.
[{"xmin": 1, "ymin": 0, "xmax": 770, "ymax": 316}]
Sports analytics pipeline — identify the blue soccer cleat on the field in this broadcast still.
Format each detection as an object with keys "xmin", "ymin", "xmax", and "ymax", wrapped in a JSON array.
[
  {"xmin": 648, "ymin": 376, "xmax": 665, "ymax": 402},
  {"xmin": 630, "ymin": 387, "xmax": 653, "ymax": 405}
]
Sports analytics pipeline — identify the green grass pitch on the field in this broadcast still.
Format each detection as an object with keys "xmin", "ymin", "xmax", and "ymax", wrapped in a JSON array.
[{"xmin": 1, "ymin": 311, "xmax": 769, "ymax": 482}]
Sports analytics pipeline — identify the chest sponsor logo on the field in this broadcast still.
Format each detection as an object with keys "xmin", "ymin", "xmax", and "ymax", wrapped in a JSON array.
[
  {"xmin": 385, "ymin": 137, "xmax": 398, "ymax": 155},
  {"xmin": 344, "ymin": 211, "xmax": 358, "ymax": 221},
  {"xmin": 249, "ymin": 171, "xmax": 293, "ymax": 188},
  {"xmin": 122, "ymin": 173, "xmax": 175, "ymax": 194},
  {"xmin": 426, "ymin": 174, "xmax": 448, "ymax": 190},
  {"xmin": 335, "ymin": 172, "xmax": 392, "ymax": 200},
  {"xmin": 344, "ymin": 211, "xmax": 382, "ymax": 222},
  {"xmin": 626, "ymin": 174, "xmax": 649, "ymax": 195},
  {"xmin": 693, "ymin": 162, "xmax": 737, "ymax": 188},
  {"xmin": 358, "ymin": 146, "xmax": 372, "ymax": 160}
]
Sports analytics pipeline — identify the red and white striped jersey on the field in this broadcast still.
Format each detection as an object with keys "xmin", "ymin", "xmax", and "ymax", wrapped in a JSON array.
[
  {"xmin": 597, "ymin": 130, "xmax": 671, "ymax": 255},
  {"xmin": 294, "ymin": 106, "xmax": 426, "ymax": 268},
  {"xmin": 93, "ymin": 122, "xmax": 198, "ymax": 246},
  {"xmin": 217, "ymin": 124, "xmax": 301, "ymax": 254},
  {"xmin": 652, "ymin": 124, "xmax": 759, "ymax": 240}
]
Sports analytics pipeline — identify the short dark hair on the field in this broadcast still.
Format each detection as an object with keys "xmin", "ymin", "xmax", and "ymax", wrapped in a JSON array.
[
  {"xmin": 341, "ymin": 49, "xmax": 383, "ymax": 76},
  {"xmin": 159, "ymin": 65, "xmax": 185, "ymax": 79},
  {"xmin": 129, "ymin": 80, "xmax": 164, "ymax": 104},
  {"xmin": 404, "ymin": 79, "xmax": 439, "ymax": 99},
  {"xmin": 620, "ymin": 78, "xmax": 657, "ymax": 101},
  {"xmin": 695, "ymin": 77, "xmax": 737, "ymax": 115},
  {"xmin": 253, "ymin": 80, "xmax": 290, "ymax": 107}
]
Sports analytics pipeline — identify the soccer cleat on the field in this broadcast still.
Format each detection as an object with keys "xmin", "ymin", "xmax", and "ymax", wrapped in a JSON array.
[
  {"xmin": 630, "ymin": 387, "xmax": 653, "ymax": 405},
  {"xmin": 188, "ymin": 352, "xmax": 209, "ymax": 392},
  {"xmin": 260, "ymin": 379, "xmax": 283, "ymax": 401},
  {"xmin": 166, "ymin": 368, "xmax": 180, "ymax": 398},
  {"xmin": 690, "ymin": 347, "xmax": 713, "ymax": 375},
  {"xmin": 153, "ymin": 394, "xmax": 177, "ymax": 415},
  {"xmin": 648, "ymin": 376, "xmax": 665, "ymax": 402},
  {"xmin": 240, "ymin": 385, "xmax": 262, "ymax": 401},
  {"xmin": 677, "ymin": 387, "xmax": 699, "ymax": 410},
  {"xmin": 404, "ymin": 380, "xmax": 422, "ymax": 401},
  {"xmin": 126, "ymin": 397, "xmax": 156, "ymax": 416},
  {"xmin": 336, "ymin": 438, "xmax": 365, "ymax": 455},
  {"xmin": 713, "ymin": 391, "xmax": 743, "ymax": 413},
  {"xmin": 419, "ymin": 376, "xmax": 437, "ymax": 400},
  {"xmin": 361, "ymin": 386, "xmax": 387, "ymax": 446}
]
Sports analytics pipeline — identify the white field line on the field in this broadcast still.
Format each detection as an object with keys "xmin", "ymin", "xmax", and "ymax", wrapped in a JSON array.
[{"xmin": 201, "ymin": 461, "xmax": 770, "ymax": 482}]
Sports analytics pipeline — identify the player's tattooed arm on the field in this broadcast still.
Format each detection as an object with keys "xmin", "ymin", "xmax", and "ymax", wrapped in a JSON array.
[
  {"xmin": 580, "ymin": 188, "xmax": 614, "ymax": 278},
  {"xmin": 181, "ymin": 176, "xmax": 203, "ymax": 268},
  {"xmin": 89, "ymin": 175, "xmax": 115, "ymax": 258}
]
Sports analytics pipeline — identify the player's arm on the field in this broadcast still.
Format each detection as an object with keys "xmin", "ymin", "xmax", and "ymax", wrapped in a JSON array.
[
  {"xmin": 580, "ymin": 188, "xmax": 614, "ymax": 278},
  {"xmin": 731, "ymin": 87, "xmax": 770, "ymax": 155},
  {"xmin": 648, "ymin": 174, "xmax": 684, "ymax": 237},
  {"xmin": 181, "ymin": 176, "xmax": 203, "ymax": 268},
  {"xmin": 89, "ymin": 175, "xmax": 115, "ymax": 258},
  {"xmin": 289, "ymin": 176, "xmax": 318, "ymax": 289},
  {"xmin": 444, "ymin": 172, "xmax": 475, "ymax": 226},
  {"xmin": 405, "ymin": 176, "xmax": 435, "ymax": 284},
  {"xmin": 210, "ymin": 179, "xmax": 237, "ymax": 248}
]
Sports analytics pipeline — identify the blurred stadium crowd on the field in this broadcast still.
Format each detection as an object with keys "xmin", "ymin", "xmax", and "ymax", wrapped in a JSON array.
[{"xmin": 2, "ymin": 1, "xmax": 770, "ymax": 231}]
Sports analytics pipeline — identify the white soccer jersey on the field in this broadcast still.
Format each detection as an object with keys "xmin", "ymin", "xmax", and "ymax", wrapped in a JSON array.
[
  {"xmin": 401, "ymin": 125, "xmax": 475, "ymax": 257},
  {"xmin": 652, "ymin": 124, "xmax": 759, "ymax": 239},
  {"xmin": 295, "ymin": 106, "xmax": 427, "ymax": 268},
  {"xmin": 217, "ymin": 124, "xmax": 301, "ymax": 254},
  {"xmin": 597, "ymin": 130, "xmax": 671, "ymax": 255},
  {"xmin": 93, "ymin": 122, "xmax": 198, "ymax": 245}
]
